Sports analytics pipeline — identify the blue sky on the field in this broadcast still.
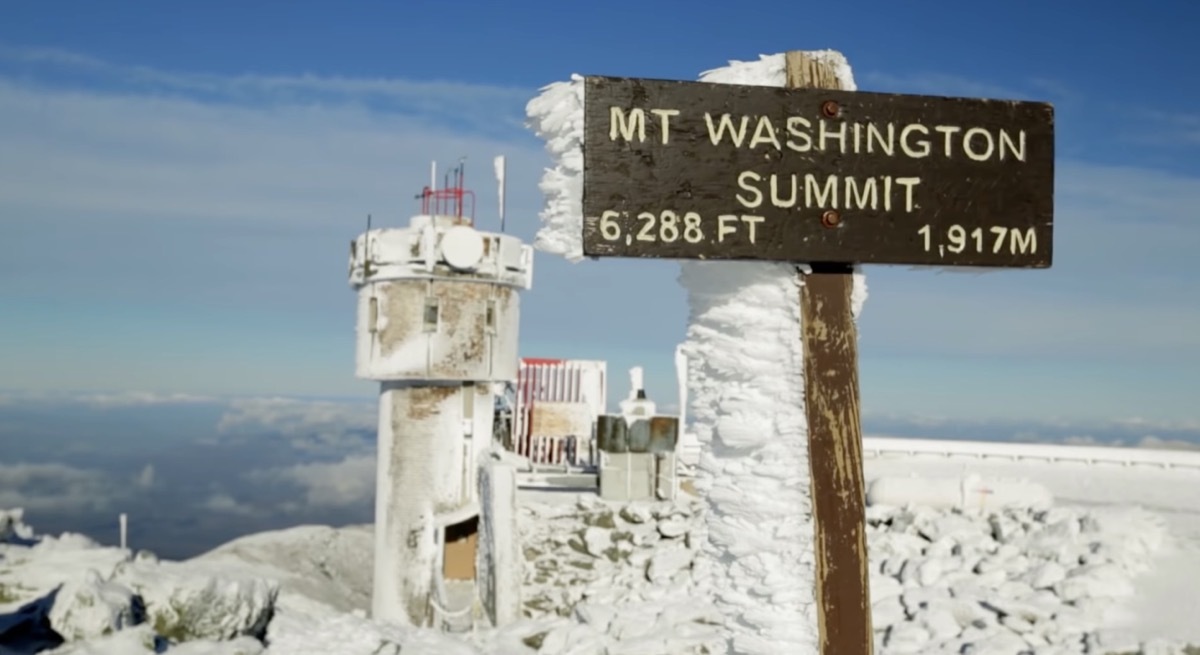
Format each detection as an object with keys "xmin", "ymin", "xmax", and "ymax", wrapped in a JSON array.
[{"xmin": 2, "ymin": 0, "xmax": 1199, "ymax": 425}]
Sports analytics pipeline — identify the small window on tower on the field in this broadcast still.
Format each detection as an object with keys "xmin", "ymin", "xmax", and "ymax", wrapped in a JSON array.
[
  {"xmin": 423, "ymin": 298, "xmax": 439, "ymax": 332},
  {"xmin": 485, "ymin": 301, "xmax": 496, "ymax": 330},
  {"xmin": 368, "ymin": 297, "xmax": 378, "ymax": 333}
]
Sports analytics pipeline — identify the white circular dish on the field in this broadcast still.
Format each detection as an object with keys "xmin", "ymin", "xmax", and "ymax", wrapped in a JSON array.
[{"xmin": 441, "ymin": 225, "xmax": 485, "ymax": 270}]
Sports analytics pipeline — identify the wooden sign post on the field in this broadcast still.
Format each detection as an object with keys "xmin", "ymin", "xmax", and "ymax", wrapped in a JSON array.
[
  {"xmin": 578, "ymin": 50, "xmax": 1054, "ymax": 655},
  {"xmin": 788, "ymin": 51, "xmax": 872, "ymax": 655}
]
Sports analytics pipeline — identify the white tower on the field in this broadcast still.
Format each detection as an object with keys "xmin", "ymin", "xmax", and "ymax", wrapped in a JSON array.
[{"xmin": 348, "ymin": 162, "xmax": 533, "ymax": 627}]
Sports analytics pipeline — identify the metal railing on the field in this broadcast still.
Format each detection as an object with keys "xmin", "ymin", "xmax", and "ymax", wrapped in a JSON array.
[
  {"xmin": 429, "ymin": 559, "xmax": 475, "ymax": 633},
  {"xmin": 862, "ymin": 436, "xmax": 1200, "ymax": 470}
]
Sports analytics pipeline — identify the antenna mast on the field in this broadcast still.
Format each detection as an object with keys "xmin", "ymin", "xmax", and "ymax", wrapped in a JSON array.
[
  {"xmin": 457, "ymin": 157, "xmax": 466, "ymax": 218},
  {"xmin": 494, "ymin": 155, "xmax": 507, "ymax": 233}
]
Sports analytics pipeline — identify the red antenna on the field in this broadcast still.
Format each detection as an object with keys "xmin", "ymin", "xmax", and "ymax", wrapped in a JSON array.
[{"xmin": 415, "ymin": 158, "xmax": 476, "ymax": 223}]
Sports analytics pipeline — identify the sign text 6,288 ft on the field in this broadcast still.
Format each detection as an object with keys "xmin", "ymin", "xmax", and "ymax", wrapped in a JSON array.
[{"xmin": 593, "ymin": 209, "xmax": 767, "ymax": 248}]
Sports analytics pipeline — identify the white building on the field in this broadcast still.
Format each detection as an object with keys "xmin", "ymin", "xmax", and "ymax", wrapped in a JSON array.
[{"xmin": 348, "ymin": 163, "xmax": 532, "ymax": 629}]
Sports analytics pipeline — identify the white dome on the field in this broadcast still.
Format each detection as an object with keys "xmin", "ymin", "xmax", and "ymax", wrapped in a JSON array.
[{"xmin": 441, "ymin": 225, "xmax": 485, "ymax": 270}]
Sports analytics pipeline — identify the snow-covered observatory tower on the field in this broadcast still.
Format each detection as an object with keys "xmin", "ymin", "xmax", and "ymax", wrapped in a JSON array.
[{"xmin": 348, "ymin": 161, "xmax": 533, "ymax": 628}]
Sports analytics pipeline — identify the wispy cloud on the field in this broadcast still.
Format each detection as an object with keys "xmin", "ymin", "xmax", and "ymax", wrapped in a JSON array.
[
  {"xmin": 865, "ymin": 280, "xmax": 1200, "ymax": 361},
  {"xmin": 864, "ymin": 158, "xmax": 1200, "ymax": 364},
  {"xmin": 1133, "ymin": 435, "xmax": 1200, "ymax": 451},
  {"xmin": 1, "ymin": 47, "xmax": 1197, "ymax": 430},
  {"xmin": 0, "ymin": 46, "xmax": 549, "ymax": 396},
  {"xmin": 0, "ymin": 44, "xmax": 532, "ymax": 135},
  {"xmin": 216, "ymin": 397, "xmax": 376, "ymax": 454},
  {"xmin": 247, "ymin": 454, "xmax": 376, "ymax": 509},
  {"xmin": 0, "ymin": 390, "xmax": 219, "ymax": 408},
  {"xmin": 1059, "ymin": 160, "xmax": 1200, "ymax": 225},
  {"xmin": 134, "ymin": 464, "xmax": 156, "ymax": 489},
  {"xmin": 1125, "ymin": 109, "xmax": 1200, "ymax": 148},
  {"xmin": 1026, "ymin": 78, "xmax": 1082, "ymax": 103},
  {"xmin": 0, "ymin": 462, "xmax": 125, "ymax": 513},
  {"xmin": 78, "ymin": 392, "xmax": 218, "ymax": 409},
  {"xmin": 1115, "ymin": 418, "xmax": 1200, "ymax": 434},
  {"xmin": 866, "ymin": 414, "xmax": 1200, "ymax": 451},
  {"xmin": 858, "ymin": 71, "xmax": 1033, "ymax": 100},
  {"xmin": 200, "ymin": 492, "xmax": 258, "ymax": 517},
  {"xmin": 1057, "ymin": 434, "xmax": 1200, "ymax": 451},
  {"xmin": 0, "ymin": 77, "xmax": 546, "ymax": 227}
]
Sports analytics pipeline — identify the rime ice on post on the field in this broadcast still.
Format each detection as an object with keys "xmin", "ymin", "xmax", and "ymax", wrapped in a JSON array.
[
  {"xmin": 348, "ymin": 163, "xmax": 533, "ymax": 629},
  {"xmin": 677, "ymin": 53, "xmax": 876, "ymax": 655},
  {"xmin": 529, "ymin": 52, "xmax": 869, "ymax": 655}
]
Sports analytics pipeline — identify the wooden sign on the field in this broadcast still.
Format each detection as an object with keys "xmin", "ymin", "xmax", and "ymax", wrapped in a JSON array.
[
  {"xmin": 567, "ymin": 50, "xmax": 1059, "ymax": 655},
  {"xmin": 582, "ymin": 76, "xmax": 1055, "ymax": 268}
]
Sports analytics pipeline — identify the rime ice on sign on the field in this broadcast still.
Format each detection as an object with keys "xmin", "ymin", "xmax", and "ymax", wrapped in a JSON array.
[
  {"xmin": 526, "ymin": 74, "xmax": 587, "ymax": 262},
  {"xmin": 348, "ymin": 162, "xmax": 532, "ymax": 630}
]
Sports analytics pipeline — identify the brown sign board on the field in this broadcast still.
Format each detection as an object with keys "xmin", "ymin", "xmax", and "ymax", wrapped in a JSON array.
[{"xmin": 581, "ymin": 76, "xmax": 1055, "ymax": 268}]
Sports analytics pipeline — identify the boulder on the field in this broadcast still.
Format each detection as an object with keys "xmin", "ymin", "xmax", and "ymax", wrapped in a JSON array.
[
  {"xmin": 48, "ymin": 570, "xmax": 145, "ymax": 641},
  {"xmin": 645, "ymin": 546, "xmax": 692, "ymax": 584},
  {"xmin": 112, "ymin": 560, "xmax": 277, "ymax": 642}
]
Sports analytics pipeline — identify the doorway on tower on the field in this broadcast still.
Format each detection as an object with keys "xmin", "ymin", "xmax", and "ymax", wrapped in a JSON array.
[{"xmin": 442, "ymin": 514, "xmax": 479, "ymax": 581}]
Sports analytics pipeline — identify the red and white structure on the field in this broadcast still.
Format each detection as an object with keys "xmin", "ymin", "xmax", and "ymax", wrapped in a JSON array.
[{"xmin": 511, "ymin": 358, "xmax": 607, "ymax": 468}]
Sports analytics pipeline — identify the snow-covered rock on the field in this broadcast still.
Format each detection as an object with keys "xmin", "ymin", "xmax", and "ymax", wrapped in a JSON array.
[
  {"xmin": 1025, "ymin": 560, "xmax": 1067, "ymax": 589},
  {"xmin": 0, "ymin": 536, "xmax": 129, "ymax": 607},
  {"xmin": 655, "ymin": 517, "xmax": 688, "ymax": 539},
  {"xmin": 45, "ymin": 624, "xmax": 265, "ymax": 654},
  {"xmin": 112, "ymin": 559, "xmax": 278, "ymax": 642},
  {"xmin": 48, "ymin": 570, "xmax": 144, "ymax": 641},
  {"xmin": 515, "ymin": 497, "xmax": 720, "ymax": 654},
  {"xmin": 0, "ymin": 511, "xmax": 286, "ymax": 651},
  {"xmin": 1, "ymin": 485, "xmax": 1193, "ymax": 655},
  {"xmin": 885, "ymin": 622, "xmax": 932, "ymax": 654},
  {"xmin": 863, "ymin": 503, "xmax": 1174, "ymax": 654},
  {"xmin": 192, "ymin": 523, "xmax": 373, "ymax": 615},
  {"xmin": 618, "ymin": 504, "xmax": 652, "ymax": 525},
  {"xmin": 580, "ymin": 527, "xmax": 610, "ymax": 558},
  {"xmin": 646, "ymin": 546, "xmax": 692, "ymax": 583},
  {"xmin": 0, "ymin": 508, "xmax": 36, "ymax": 544}
]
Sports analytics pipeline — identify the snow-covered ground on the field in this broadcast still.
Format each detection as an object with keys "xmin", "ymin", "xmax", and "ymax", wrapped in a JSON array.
[
  {"xmin": 865, "ymin": 451, "xmax": 1200, "ymax": 648},
  {"xmin": 3, "ymin": 450, "xmax": 1200, "ymax": 655}
]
